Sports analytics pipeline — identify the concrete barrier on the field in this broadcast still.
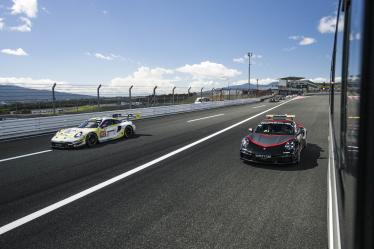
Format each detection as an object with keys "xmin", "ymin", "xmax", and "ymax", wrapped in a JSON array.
[{"xmin": 0, "ymin": 98, "xmax": 263, "ymax": 140}]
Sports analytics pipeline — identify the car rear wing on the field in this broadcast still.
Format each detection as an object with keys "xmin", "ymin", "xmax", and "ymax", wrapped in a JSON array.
[
  {"xmin": 266, "ymin": 114, "xmax": 295, "ymax": 121},
  {"xmin": 112, "ymin": 113, "xmax": 142, "ymax": 121}
]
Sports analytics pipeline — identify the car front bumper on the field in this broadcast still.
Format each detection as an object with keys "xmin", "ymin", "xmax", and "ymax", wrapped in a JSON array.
[
  {"xmin": 51, "ymin": 138, "xmax": 85, "ymax": 149},
  {"xmin": 240, "ymin": 148, "xmax": 296, "ymax": 164}
]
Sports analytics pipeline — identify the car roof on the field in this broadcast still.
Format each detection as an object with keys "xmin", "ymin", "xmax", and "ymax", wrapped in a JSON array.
[{"xmin": 88, "ymin": 117, "xmax": 111, "ymax": 121}]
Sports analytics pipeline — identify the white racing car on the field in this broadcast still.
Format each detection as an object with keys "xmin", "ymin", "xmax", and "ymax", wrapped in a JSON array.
[{"xmin": 51, "ymin": 113, "xmax": 140, "ymax": 149}]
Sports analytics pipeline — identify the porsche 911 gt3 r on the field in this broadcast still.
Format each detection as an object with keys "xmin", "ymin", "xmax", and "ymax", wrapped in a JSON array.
[
  {"xmin": 240, "ymin": 114, "xmax": 307, "ymax": 165},
  {"xmin": 51, "ymin": 113, "xmax": 139, "ymax": 149}
]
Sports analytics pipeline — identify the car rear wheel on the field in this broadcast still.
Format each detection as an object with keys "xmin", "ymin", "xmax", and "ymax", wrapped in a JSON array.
[
  {"xmin": 86, "ymin": 133, "xmax": 98, "ymax": 147},
  {"xmin": 124, "ymin": 126, "xmax": 134, "ymax": 138}
]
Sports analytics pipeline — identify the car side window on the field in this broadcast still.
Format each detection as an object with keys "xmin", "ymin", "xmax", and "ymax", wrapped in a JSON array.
[
  {"xmin": 101, "ymin": 120, "xmax": 112, "ymax": 128},
  {"xmin": 113, "ymin": 119, "xmax": 121, "ymax": 125}
]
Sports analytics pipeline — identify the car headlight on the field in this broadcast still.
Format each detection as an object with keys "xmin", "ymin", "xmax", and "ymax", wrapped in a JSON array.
[
  {"xmin": 74, "ymin": 132, "xmax": 83, "ymax": 138},
  {"xmin": 284, "ymin": 141, "xmax": 295, "ymax": 150},
  {"xmin": 241, "ymin": 138, "xmax": 249, "ymax": 148}
]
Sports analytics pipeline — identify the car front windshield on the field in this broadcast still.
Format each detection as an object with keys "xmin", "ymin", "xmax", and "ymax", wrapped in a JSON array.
[
  {"xmin": 78, "ymin": 119, "xmax": 101, "ymax": 128},
  {"xmin": 255, "ymin": 123, "xmax": 294, "ymax": 135}
]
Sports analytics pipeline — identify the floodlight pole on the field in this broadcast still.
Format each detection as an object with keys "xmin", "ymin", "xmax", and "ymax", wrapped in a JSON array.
[
  {"xmin": 129, "ymin": 85, "xmax": 133, "ymax": 109},
  {"xmin": 248, "ymin": 52, "xmax": 252, "ymax": 97},
  {"xmin": 211, "ymin": 88, "xmax": 215, "ymax": 101},
  {"xmin": 52, "ymin": 83, "xmax": 56, "ymax": 115},
  {"xmin": 153, "ymin": 86, "xmax": 157, "ymax": 106},
  {"xmin": 200, "ymin": 87, "xmax": 204, "ymax": 99},
  {"xmin": 172, "ymin": 86, "xmax": 176, "ymax": 105},
  {"xmin": 97, "ymin": 84, "xmax": 102, "ymax": 111}
]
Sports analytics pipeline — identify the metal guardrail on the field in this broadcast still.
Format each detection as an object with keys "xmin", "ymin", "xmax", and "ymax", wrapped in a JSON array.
[{"xmin": 0, "ymin": 98, "xmax": 263, "ymax": 140}]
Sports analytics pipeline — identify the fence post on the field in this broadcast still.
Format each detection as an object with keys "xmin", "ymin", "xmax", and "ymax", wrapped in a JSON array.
[
  {"xmin": 52, "ymin": 82, "xmax": 56, "ymax": 115},
  {"xmin": 129, "ymin": 85, "xmax": 133, "ymax": 109},
  {"xmin": 97, "ymin": 84, "xmax": 102, "ymax": 111},
  {"xmin": 228, "ymin": 88, "xmax": 231, "ymax": 100},
  {"xmin": 172, "ymin": 86, "xmax": 176, "ymax": 105},
  {"xmin": 200, "ymin": 87, "xmax": 204, "ymax": 99},
  {"xmin": 152, "ymin": 86, "xmax": 157, "ymax": 106}
]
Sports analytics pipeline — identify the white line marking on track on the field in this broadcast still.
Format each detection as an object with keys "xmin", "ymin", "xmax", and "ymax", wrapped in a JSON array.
[
  {"xmin": 0, "ymin": 150, "xmax": 52, "ymax": 163},
  {"xmin": 0, "ymin": 98, "xmax": 297, "ymax": 235},
  {"xmin": 252, "ymin": 105, "xmax": 266, "ymax": 109},
  {"xmin": 187, "ymin": 113, "xmax": 225, "ymax": 123}
]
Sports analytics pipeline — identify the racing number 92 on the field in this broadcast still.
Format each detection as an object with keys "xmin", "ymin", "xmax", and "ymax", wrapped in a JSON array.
[{"xmin": 100, "ymin": 131, "xmax": 107, "ymax": 137}]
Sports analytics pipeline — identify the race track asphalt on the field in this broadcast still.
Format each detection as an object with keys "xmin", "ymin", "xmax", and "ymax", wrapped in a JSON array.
[{"xmin": 0, "ymin": 95, "xmax": 328, "ymax": 249}]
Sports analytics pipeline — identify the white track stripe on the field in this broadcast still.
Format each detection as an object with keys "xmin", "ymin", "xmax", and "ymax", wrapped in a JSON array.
[
  {"xmin": 252, "ymin": 105, "xmax": 266, "ymax": 109},
  {"xmin": 0, "ymin": 150, "xmax": 52, "ymax": 163},
  {"xmin": 187, "ymin": 114, "xmax": 225, "ymax": 123},
  {"xmin": 0, "ymin": 98, "xmax": 296, "ymax": 235}
]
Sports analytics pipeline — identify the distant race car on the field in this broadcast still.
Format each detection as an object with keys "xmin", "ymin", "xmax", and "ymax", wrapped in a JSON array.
[
  {"xmin": 269, "ymin": 96, "xmax": 280, "ymax": 102},
  {"xmin": 51, "ymin": 113, "xmax": 140, "ymax": 149},
  {"xmin": 194, "ymin": 97, "xmax": 211, "ymax": 103},
  {"xmin": 240, "ymin": 114, "xmax": 307, "ymax": 165}
]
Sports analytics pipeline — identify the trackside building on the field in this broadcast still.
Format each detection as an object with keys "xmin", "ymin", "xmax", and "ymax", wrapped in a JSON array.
[{"xmin": 278, "ymin": 76, "xmax": 319, "ymax": 94}]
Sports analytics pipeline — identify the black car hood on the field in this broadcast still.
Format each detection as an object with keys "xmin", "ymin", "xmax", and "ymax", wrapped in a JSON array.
[{"xmin": 247, "ymin": 133, "xmax": 294, "ymax": 148}]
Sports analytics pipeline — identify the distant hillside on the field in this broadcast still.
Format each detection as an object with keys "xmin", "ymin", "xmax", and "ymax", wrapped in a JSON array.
[
  {"xmin": 223, "ymin": 81, "xmax": 278, "ymax": 90},
  {"xmin": 0, "ymin": 85, "xmax": 94, "ymax": 103}
]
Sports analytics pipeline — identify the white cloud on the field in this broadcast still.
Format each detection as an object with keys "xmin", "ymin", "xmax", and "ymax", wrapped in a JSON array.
[
  {"xmin": 0, "ymin": 76, "xmax": 91, "ymax": 94},
  {"xmin": 110, "ymin": 62, "xmax": 244, "ymax": 93},
  {"xmin": 177, "ymin": 61, "xmax": 241, "ymax": 79},
  {"xmin": 94, "ymin": 53, "xmax": 114, "ymax": 61},
  {"xmin": 11, "ymin": 0, "xmax": 38, "ymax": 18},
  {"xmin": 87, "ymin": 52, "xmax": 124, "ymax": 61},
  {"xmin": 233, "ymin": 57, "xmax": 245, "ymax": 63},
  {"xmin": 7, "ymin": 0, "xmax": 38, "ymax": 32},
  {"xmin": 110, "ymin": 66, "xmax": 177, "ymax": 93},
  {"xmin": 318, "ymin": 15, "xmax": 344, "ymax": 34},
  {"xmin": 9, "ymin": 16, "xmax": 32, "ymax": 32},
  {"xmin": 0, "ymin": 18, "xmax": 4, "ymax": 30},
  {"xmin": 235, "ymin": 78, "xmax": 277, "ymax": 85},
  {"xmin": 0, "ymin": 77, "xmax": 63, "ymax": 85},
  {"xmin": 289, "ymin": 35, "xmax": 316, "ymax": 46},
  {"xmin": 299, "ymin": 37, "xmax": 317, "ymax": 45},
  {"xmin": 1, "ymin": 48, "xmax": 28, "ymax": 56},
  {"xmin": 233, "ymin": 53, "xmax": 263, "ymax": 64},
  {"xmin": 289, "ymin": 35, "xmax": 300, "ymax": 40}
]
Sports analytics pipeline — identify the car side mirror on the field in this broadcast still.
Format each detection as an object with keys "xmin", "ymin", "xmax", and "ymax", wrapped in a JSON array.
[{"xmin": 248, "ymin": 128, "xmax": 253, "ymax": 132}]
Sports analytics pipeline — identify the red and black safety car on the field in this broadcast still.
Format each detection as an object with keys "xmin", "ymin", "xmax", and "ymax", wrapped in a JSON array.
[{"xmin": 240, "ymin": 114, "xmax": 307, "ymax": 165}]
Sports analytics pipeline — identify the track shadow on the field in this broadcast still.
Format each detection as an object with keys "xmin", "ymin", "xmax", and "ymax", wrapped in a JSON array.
[
  {"xmin": 94, "ymin": 133, "xmax": 153, "ymax": 147},
  {"xmin": 244, "ymin": 143, "xmax": 324, "ymax": 171},
  {"xmin": 53, "ymin": 133, "xmax": 153, "ymax": 150}
]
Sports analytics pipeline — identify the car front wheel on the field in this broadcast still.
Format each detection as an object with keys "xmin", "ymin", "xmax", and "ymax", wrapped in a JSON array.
[{"xmin": 86, "ymin": 133, "xmax": 98, "ymax": 147}]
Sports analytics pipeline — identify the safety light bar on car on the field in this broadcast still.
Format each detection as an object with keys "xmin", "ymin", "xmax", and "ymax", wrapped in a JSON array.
[
  {"xmin": 265, "ymin": 114, "xmax": 295, "ymax": 121},
  {"xmin": 112, "ymin": 113, "xmax": 142, "ymax": 120},
  {"xmin": 127, "ymin": 113, "xmax": 141, "ymax": 120}
]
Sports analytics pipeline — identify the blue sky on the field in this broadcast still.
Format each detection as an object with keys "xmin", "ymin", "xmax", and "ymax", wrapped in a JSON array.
[{"xmin": 0, "ymin": 0, "xmax": 344, "ymax": 92}]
